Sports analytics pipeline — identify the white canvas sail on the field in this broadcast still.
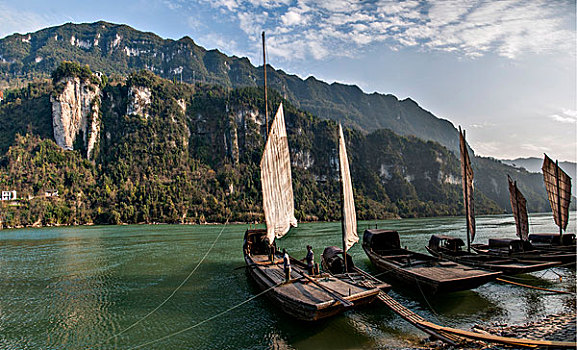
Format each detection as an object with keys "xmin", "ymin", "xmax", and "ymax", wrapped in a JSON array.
[
  {"xmin": 261, "ymin": 103, "xmax": 297, "ymax": 243},
  {"xmin": 338, "ymin": 124, "xmax": 358, "ymax": 252}
]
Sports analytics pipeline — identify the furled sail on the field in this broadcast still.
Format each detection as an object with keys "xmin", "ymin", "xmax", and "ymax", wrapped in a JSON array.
[
  {"xmin": 508, "ymin": 175, "xmax": 529, "ymax": 240},
  {"xmin": 459, "ymin": 127, "xmax": 476, "ymax": 244},
  {"xmin": 338, "ymin": 124, "xmax": 358, "ymax": 252},
  {"xmin": 261, "ymin": 103, "xmax": 297, "ymax": 243},
  {"xmin": 542, "ymin": 154, "xmax": 572, "ymax": 231}
]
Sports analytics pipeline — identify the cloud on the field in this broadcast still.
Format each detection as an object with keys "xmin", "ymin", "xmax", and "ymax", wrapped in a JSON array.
[
  {"xmin": 471, "ymin": 122, "xmax": 496, "ymax": 129},
  {"xmin": 549, "ymin": 109, "xmax": 577, "ymax": 124},
  {"xmin": 178, "ymin": 0, "xmax": 575, "ymax": 63},
  {"xmin": 520, "ymin": 143, "xmax": 550, "ymax": 152},
  {"xmin": 0, "ymin": 3, "xmax": 57, "ymax": 38}
]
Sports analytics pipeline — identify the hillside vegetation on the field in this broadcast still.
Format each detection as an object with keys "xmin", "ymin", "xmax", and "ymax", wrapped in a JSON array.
[{"xmin": 0, "ymin": 64, "xmax": 510, "ymax": 227}]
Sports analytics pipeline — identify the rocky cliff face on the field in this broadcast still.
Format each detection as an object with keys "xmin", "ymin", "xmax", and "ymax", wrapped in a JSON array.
[
  {"xmin": 126, "ymin": 86, "xmax": 151, "ymax": 119},
  {"xmin": 50, "ymin": 76, "xmax": 101, "ymax": 159}
]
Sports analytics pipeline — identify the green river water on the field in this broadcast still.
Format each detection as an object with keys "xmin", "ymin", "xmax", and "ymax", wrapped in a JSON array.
[{"xmin": 0, "ymin": 213, "xmax": 575, "ymax": 349}]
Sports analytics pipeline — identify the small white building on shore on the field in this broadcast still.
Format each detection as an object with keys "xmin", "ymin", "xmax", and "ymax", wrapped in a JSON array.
[{"xmin": 1, "ymin": 190, "xmax": 17, "ymax": 201}]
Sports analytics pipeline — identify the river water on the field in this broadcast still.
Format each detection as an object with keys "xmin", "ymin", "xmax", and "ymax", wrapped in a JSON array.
[{"xmin": 0, "ymin": 213, "xmax": 574, "ymax": 349}]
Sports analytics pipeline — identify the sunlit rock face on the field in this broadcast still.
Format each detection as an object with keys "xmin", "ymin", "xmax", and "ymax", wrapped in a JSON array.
[
  {"xmin": 51, "ymin": 76, "xmax": 101, "ymax": 159},
  {"xmin": 126, "ymin": 86, "xmax": 151, "ymax": 119}
]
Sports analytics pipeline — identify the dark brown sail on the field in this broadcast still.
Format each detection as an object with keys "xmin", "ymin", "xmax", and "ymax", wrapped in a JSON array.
[
  {"xmin": 459, "ymin": 127, "xmax": 476, "ymax": 247},
  {"xmin": 508, "ymin": 175, "xmax": 529, "ymax": 241},
  {"xmin": 542, "ymin": 154, "xmax": 572, "ymax": 232}
]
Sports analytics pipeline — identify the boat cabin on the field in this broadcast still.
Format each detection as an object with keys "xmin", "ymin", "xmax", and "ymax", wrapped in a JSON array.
[
  {"xmin": 243, "ymin": 229, "xmax": 276, "ymax": 256},
  {"xmin": 362, "ymin": 229, "xmax": 402, "ymax": 253},
  {"xmin": 529, "ymin": 233, "xmax": 576, "ymax": 246},
  {"xmin": 427, "ymin": 235, "xmax": 465, "ymax": 253},
  {"xmin": 486, "ymin": 238, "xmax": 534, "ymax": 253},
  {"xmin": 321, "ymin": 246, "xmax": 355, "ymax": 274}
]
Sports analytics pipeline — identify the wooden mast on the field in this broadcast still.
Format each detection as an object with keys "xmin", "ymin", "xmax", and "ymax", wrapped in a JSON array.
[
  {"xmin": 262, "ymin": 31, "xmax": 269, "ymax": 139},
  {"xmin": 341, "ymin": 172, "xmax": 347, "ymax": 273}
]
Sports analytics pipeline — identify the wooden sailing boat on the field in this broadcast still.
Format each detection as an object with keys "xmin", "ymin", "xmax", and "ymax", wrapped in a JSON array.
[
  {"xmin": 243, "ymin": 35, "xmax": 380, "ymax": 321},
  {"xmin": 321, "ymin": 124, "xmax": 390, "ymax": 291},
  {"xmin": 362, "ymin": 127, "xmax": 500, "ymax": 294},
  {"xmin": 243, "ymin": 105, "xmax": 383, "ymax": 321},
  {"xmin": 528, "ymin": 154, "xmax": 575, "ymax": 250},
  {"xmin": 426, "ymin": 131, "xmax": 558, "ymax": 274},
  {"xmin": 428, "ymin": 173, "xmax": 558, "ymax": 274},
  {"xmin": 472, "ymin": 162, "xmax": 575, "ymax": 263}
]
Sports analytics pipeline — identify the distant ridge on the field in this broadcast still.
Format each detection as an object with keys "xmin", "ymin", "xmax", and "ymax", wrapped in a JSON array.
[
  {"xmin": 0, "ymin": 21, "xmax": 459, "ymax": 152},
  {"xmin": 502, "ymin": 157, "xmax": 576, "ymax": 196}
]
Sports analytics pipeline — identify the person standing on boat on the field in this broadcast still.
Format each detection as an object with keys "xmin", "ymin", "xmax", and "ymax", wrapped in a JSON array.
[
  {"xmin": 305, "ymin": 245, "xmax": 314, "ymax": 275},
  {"xmin": 264, "ymin": 237, "xmax": 275, "ymax": 262},
  {"xmin": 283, "ymin": 249, "xmax": 291, "ymax": 282}
]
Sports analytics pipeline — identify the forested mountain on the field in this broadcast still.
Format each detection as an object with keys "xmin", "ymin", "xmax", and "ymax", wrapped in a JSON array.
[
  {"xmin": 0, "ymin": 21, "xmax": 458, "ymax": 152},
  {"xmin": 0, "ymin": 64, "xmax": 508, "ymax": 227},
  {"xmin": 0, "ymin": 21, "xmax": 565, "ymax": 227}
]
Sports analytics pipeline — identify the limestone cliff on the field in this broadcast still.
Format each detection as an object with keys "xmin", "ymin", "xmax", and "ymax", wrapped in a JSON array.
[
  {"xmin": 126, "ymin": 86, "xmax": 151, "ymax": 119},
  {"xmin": 51, "ymin": 76, "xmax": 101, "ymax": 159}
]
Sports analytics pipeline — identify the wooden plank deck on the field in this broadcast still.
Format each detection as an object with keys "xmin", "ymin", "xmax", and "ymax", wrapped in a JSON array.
[
  {"xmin": 408, "ymin": 265, "xmax": 496, "ymax": 282},
  {"xmin": 251, "ymin": 254, "xmax": 374, "ymax": 304}
]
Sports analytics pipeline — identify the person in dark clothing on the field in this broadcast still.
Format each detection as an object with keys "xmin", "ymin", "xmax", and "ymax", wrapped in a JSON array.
[
  {"xmin": 264, "ymin": 237, "xmax": 275, "ymax": 262},
  {"xmin": 305, "ymin": 245, "xmax": 314, "ymax": 275},
  {"xmin": 283, "ymin": 249, "xmax": 291, "ymax": 282}
]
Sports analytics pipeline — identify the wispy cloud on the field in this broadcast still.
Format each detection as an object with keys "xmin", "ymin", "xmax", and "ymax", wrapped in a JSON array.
[
  {"xmin": 0, "ymin": 3, "xmax": 57, "ymax": 38},
  {"xmin": 549, "ymin": 108, "xmax": 577, "ymax": 124},
  {"xmin": 521, "ymin": 143, "xmax": 550, "ymax": 152},
  {"xmin": 471, "ymin": 121, "xmax": 496, "ymax": 129},
  {"xmin": 168, "ymin": 0, "xmax": 575, "ymax": 62}
]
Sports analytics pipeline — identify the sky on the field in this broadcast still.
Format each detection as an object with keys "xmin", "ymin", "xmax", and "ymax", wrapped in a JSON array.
[{"xmin": 1, "ymin": 0, "xmax": 576, "ymax": 161}]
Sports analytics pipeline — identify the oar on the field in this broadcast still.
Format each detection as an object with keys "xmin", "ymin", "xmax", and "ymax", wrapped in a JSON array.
[{"xmin": 496, "ymin": 278, "xmax": 573, "ymax": 294}]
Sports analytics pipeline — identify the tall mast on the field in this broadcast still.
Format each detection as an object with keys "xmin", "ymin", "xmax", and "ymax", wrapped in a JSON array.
[
  {"xmin": 459, "ymin": 127, "xmax": 473, "ymax": 252},
  {"xmin": 262, "ymin": 31, "xmax": 269, "ymax": 139},
  {"xmin": 341, "ymin": 173, "xmax": 347, "ymax": 273}
]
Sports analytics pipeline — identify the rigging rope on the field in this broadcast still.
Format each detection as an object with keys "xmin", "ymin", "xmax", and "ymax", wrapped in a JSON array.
[
  {"xmin": 128, "ymin": 282, "xmax": 281, "ymax": 349},
  {"xmin": 100, "ymin": 217, "xmax": 230, "ymax": 345}
]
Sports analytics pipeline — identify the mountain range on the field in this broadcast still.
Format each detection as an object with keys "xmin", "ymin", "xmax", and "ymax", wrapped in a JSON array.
[
  {"xmin": 0, "ymin": 22, "xmax": 570, "ymax": 228},
  {"xmin": 0, "ymin": 21, "xmax": 458, "ymax": 152},
  {"xmin": 502, "ymin": 157, "xmax": 576, "ymax": 196}
]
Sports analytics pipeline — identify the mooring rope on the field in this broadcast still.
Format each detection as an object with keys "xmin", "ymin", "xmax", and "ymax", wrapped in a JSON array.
[
  {"xmin": 101, "ymin": 217, "xmax": 231, "ymax": 345},
  {"xmin": 128, "ymin": 282, "xmax": 281, "ymax": 349}
]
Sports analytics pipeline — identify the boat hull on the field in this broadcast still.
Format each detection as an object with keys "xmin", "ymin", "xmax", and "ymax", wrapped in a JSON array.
[
  {"xmin": 244, "ymin": 253, "xmax": 379, "ymax": 321},
  {"xmin": 471, "ymin": 244, "xmax": 576, "ymax": 266},
  {"xmin": 425, "ymin": 246, "xmax": 560, "ymax": 275},
  {"xmin": 363, "ymin": 246, "xmax": 499, "ymax": 294}
]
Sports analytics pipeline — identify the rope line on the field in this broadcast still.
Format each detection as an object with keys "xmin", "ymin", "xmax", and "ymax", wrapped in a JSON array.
[
  {"xmin": 128, "ymin": 282, "xmax": 280, "ymax": 349},
  {"xmin": 101, "ymin": 217, "xmax": 230, "ymax": 345}
]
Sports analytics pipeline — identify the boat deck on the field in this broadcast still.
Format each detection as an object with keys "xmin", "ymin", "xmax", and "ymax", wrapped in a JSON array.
[
  {"xmin": 426, "ymin": 247, "xmax": 560, "ymax": 275},
  {"xmin": 373, "ymin": 250, "xmax": 497, "ymax": 282},
  {"xmin": 246, "ymin": 253, "xmax": 381, "ymax": 320}
]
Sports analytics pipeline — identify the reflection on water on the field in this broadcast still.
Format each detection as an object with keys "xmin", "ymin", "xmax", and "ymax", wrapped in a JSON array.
[{"xmin": 0, "ymin": 213, "xmax": 574, "ymax": 349}]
